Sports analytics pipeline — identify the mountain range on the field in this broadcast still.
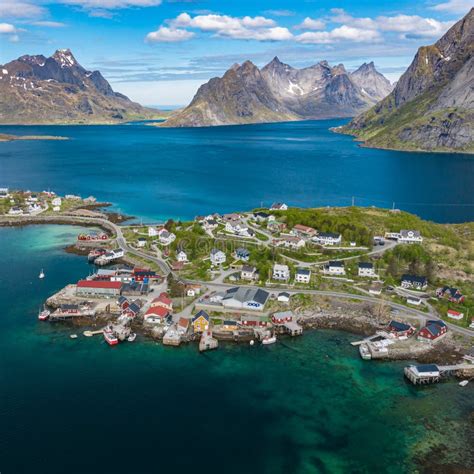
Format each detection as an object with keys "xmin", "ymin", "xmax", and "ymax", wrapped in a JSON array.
[
  {"xmin": 340, "ymin": 8, "xmax": 474, "ymax": 153},
  {"xmin": 162, "ymin": 58, "xmax": 393, "ymax": 127},
  {"xmin": 0, "ymin": 49, "xmax": 162, "ymax": 124}
]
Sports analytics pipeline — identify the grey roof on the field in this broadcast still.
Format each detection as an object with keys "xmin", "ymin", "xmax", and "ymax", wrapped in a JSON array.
[
  {"xmin": 242, "ymin": 265, "xmax": 257, "ymax": 273},
  {"xmin": 400, "ymin": 230, "xmax": 421, "ymax": 237},
  {"xmin": 278, "ymin": 292, "xmax": 290, "ymax": 298},
  {"xmin": 296, "ymin": 268, "xmax": 310, "ymax": 275},
  {"xmin": 193, "ymin": 310, "xmax": 209, "ymax": 322},
  {"xmin": 416, "ymin": 364, "xmax": 439, "ymax": 373},
  {"xmin": 401, "ymin": 274, "xmax": 427, "ymax": 284},
  {"xmin": 223, "ymin": 287, "xmax": 269, "ymax": 305},
  {"xmin": 329, "ymin": 260, "xmax": 344, "ymax": 267},
  {"xmin": 318, "ymin": 232, "xmax": 341, "ymax": 239},
  {"xmin": 358, "ymin": 262, "xmax": 373, "ymax": 269}
]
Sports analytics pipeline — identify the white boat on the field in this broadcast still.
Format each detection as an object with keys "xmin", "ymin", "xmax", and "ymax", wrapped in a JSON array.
[
  {"xmin": 103, "ymin": 328, "xmax": 119, "ymax": 346},
  {"xmin": 359, "ymin": 344, "xmax": 372, "ymax": 360},
  {"xmin": 262, "ymin": 335, "xmax": 277, "ymax": 345},
  {"xmin": 127, "ymin": 332, "xmax": 137, "ymax": 342},
  {"xmin": 38, "ymin": 307, "xmax": 50, "ymax": 321},
  {"xmin": 39, "ymin": 269, "xmax": 45, "ymax": 279},
  {"xmin": 70, "ymin": 334, "xmax": 78, "ymax": 339},
  {"xmin": 459, "ymin": 380, "xmax": 469, "ymax": 387}
]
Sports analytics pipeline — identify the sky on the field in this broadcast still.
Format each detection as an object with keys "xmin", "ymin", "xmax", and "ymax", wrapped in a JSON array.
[{"xmin": 0, "ymin": 0, "xmax": 471, "ymax": 106}]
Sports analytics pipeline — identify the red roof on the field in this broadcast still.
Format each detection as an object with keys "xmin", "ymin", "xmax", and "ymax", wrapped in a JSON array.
[
  {"xmin": 447, "ymin": 309, "xmax": 462, "ymax": 316},
  {"xmin": 145, "ymin": 306, "xmax": 168, "ymax": 318},
  {"xmin": 153, "ymin": 292, "xmax": 172, "ymax": 306},
  {"xmin": 77, "ymin": 280, "xmax": 122, "ymax": 289}
]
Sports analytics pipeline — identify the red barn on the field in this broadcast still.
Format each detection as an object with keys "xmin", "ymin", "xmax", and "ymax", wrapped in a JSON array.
[{"xmin": 418, "ymin": 320, "xmax": 447, "ymax": 342}]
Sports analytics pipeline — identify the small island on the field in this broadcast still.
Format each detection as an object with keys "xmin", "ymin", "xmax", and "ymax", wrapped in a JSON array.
[
  {"xmin": 0, "ymin": 133, "xmax": 69, "ymax": 142},
  {"xmin": 2, "ymin": 188, "xmax": 473, "ymax": 384}
]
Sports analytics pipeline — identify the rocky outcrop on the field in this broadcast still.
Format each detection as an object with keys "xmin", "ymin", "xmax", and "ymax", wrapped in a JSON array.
[
  {"xmin": 163, "ymin": 57, "xmax": 392, "ymax": 127},
  {"xmin": 0, "ymin": 49, "xmax": 162, "ymax": 124},
  {"xmin": 341, "ymin": 8, "xmax": 474, "ymax": 153}
]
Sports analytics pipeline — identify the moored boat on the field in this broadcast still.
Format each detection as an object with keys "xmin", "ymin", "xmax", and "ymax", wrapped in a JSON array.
[
  {"xmin": 103, "ymin": 328, "xmax": 119, "ymax": 346},
  {"xmin": 38, "ymin": 307, "xmax": 50, "ymax": 321},
  {"xmin": 127, "ymin": 332, "xmax": 137, "ymax": 342},
  {"xmin": 262, "ymin": 335, "xmax": 277, "ymax": 345},
  {"xmin": 39, "ymin": 269, "xmax": 45, "ymax": 279},
  {"xmin": 359, "ymin": 344, "xmax": 372, "ymax": 360}
]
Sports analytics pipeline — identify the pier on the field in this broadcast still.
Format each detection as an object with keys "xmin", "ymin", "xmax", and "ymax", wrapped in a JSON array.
[{"xmin": 404, "ymin": 363, "xmax": 474, "ymax": 385}]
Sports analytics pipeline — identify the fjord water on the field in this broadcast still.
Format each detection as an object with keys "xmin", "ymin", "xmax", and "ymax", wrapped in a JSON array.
[
  {"xmin": 1, "ymin": 226, "xmax": 473, "ymax": 473},
  {"xmin": 1, "ymin": 119, "xmax": 473, "ymax": 223}
]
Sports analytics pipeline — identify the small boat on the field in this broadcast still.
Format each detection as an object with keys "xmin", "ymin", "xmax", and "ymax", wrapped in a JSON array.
[
  {"xmin": 38, "ymin": 269, "xmax": 45, "ymax": 279},
  {"xmin": 359, "ymin": 344, "xmax": 372, "ymax": 360},
  {"xmin": 103, "ymin": 328, "xmax": 119, "ymax": 346},
  {"xmin": 127, "ymin": 332, "xmax": 137, "ymax": 342},
  {"xmin": 459, "ymin": 380, "xmax": 469, "ymax": 387},
  {"xmin": 38, "ymin": 307, "xmax": 50, "ymax": 321},
  {"xmin": 262, "ymin": 335, "xmax": 277, "ymax": 345},
  {"xmin": 249, "ymin": 340, "xmax": 255, "ymax": 346},
  {"xmin": 70, "ymin": 334, "xmax": 78, "ymax": 339}
]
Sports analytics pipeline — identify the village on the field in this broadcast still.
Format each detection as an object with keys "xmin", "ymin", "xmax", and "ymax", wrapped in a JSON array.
[{"xmin": 2, "ymin": 188, "xmax": 474, "ymax": 384}]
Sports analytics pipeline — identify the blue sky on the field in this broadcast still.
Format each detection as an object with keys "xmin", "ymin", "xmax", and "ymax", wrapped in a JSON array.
[{"xmin": 0, "ymin": 0, "xmax": 471, "ymax": 106}]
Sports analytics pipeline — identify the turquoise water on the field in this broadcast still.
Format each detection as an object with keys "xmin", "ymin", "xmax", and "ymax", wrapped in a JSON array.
[
  {"xmin": 1, "ymin": 225, "xmax": 473, "ymax": 473},
  {"xmin": 0, "ymin": 120, "xmax": 473, "ymax": 223}
]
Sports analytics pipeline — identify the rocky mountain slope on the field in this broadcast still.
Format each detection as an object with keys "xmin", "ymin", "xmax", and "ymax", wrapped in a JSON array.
[
  {"xmin": 162, "ymin": 58, "xmax": 392, "ymax": 127},
  {"xmin": 0, "ymin": 49, "xmax": 161, "ymax": 124},
  {"xmin": 340, "ymin": 8, "xmax": 474, "ymax": 153}
]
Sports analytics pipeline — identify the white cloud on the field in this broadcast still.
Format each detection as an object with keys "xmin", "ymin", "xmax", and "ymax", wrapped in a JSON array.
[
  {"xmin": 146, "ymin": 26, "xmax": 194, "ymax": 43},
  {"xmin": 329, "ymin": 9, "xmax": 454, "ymax": 39},
  {"xmin": 149, "ymin": 12, "xmax": 293, "ymax": 42},
  {"xmin": 31, "ymin": 21, "xmax": 67, "ymax": 28},
  {"xmin": 60, "ymin": 0, "xmax": 162, "ymax": 9},
  {"xmin": 0, "ymin": 22, "xmax": 20, "ymax": 42},
  {"xmin": 0, "ymin": 2, "xmax": 46, "ymax": 19},
  {"xmin": 377, "ymin": 14, "xmax": 454, "ymax": 37},
  {"xmin": 0, "ymin": 23, "xmax": 17, "ymax": 34},
  {"xmin": 295, "ymin": 17, "xmax": 326, "ymax": 30},
  {"xmin": 431, "ymin": 0, "xmax": 473, "ymax": 14},
  {"xmin": 296, "ymin": 25, "xmax": 380, "ymax": 44}
]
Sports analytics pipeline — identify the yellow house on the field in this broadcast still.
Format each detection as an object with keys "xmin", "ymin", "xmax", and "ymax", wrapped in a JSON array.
[{"xmin": 192, "ymin": 310, "xmax": 210, "ymax": 333}]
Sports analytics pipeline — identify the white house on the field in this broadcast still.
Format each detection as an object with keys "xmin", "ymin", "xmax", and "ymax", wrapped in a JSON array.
[
  {"xmin": 137, "ymin": 238, "xmax": 147, "ymax": 248},
  {"xmin": 148, "ymin": 227, "xmax": 159, "ymax": 237},
  {"xmin": 241, "ymin": 265, "xmax": 258, "ymax": 281},
  {"xmin": 325, "ymin": 261, "xmax": 345, "ymax": 275},
  {"xmin": 177, "ymin": 250, "xmax": 188, "ymax": 262},
  {"xmin": 407, "ymin": 296, "xmax": 422, "ymax": 306},
  {"xmin": 273, "ymin": 236, "xmax": 305, "ymax": 249},
  {"xmin": 295, "ymin": 268, "xmax": 311, "ymax": 284},
  {"xmin": 51, "ymin": 197, "xmax": 62, "ymax": 207},
  {"xmin": 225, "ymin": 220, "xmax": 253, "ymax": 237},
  {"xmin": 221, "ymin": 287, "xmax": 269, "ymax": 311},
  {"xmin": 277, "ymin": 292, "xmax": 291, "ymax": 303},
  {"xmin": 210, "ymin": 249, "xmax": 226, "ymax": 266},
  {"xmin": 401, "ymin": 274, "xmax": 428, "ymax": 291},
  {"xmin": 398, "ymin": 230, "xmax": 423, "ymax": 244},
  {"xmin": 8, "ymin": 206, "xmax": 23, "ymax": 215},
  {"xmin": 270, "ymin": 203, "xmax": 288, "ymax": 211},
  {"xmin": 358, "ymin": 262, "xmax": 376, "ymax": 277},
  {"xmin": 273, "ymin": 263, "xmax": 290, "ymax": 281},
  {"xmin": 158, "ymin": 229, "xmax": 176, "ymax": 246},
  {"xmin": 313, "ymin": 232, "xmax": 342, "ymax": 246}
]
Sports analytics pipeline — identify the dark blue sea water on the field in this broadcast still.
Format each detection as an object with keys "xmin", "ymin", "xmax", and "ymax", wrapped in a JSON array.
[
  {"xmin": 0, "ymin": 225, "xmax": 473, "ymax": 474},
  {"xmin": 0, "ymin": 120, "xmax": 473, "ymax": 223}
]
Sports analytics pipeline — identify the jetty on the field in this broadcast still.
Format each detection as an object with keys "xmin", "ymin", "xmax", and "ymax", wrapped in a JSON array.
[
  {"xmin": 83, "ymin": 329, "xmax": 103, "ymax": 337},
  {"xmin": 199, "ymin": 330, "xmax": 218, "ymax": 352},
  {"xmin": 404, "ymin": 363, "xmax": 474, "ymax": 385}
]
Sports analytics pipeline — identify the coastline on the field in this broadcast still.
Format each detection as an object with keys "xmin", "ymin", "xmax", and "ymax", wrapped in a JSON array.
[{"xmin": 330, "ymin": 126, "xmax": 474, "ymax": 155}]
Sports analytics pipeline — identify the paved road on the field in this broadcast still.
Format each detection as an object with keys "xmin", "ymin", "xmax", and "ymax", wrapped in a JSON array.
[
  {"xmin": 188, "ymin": 280, "xmax": 474, "ymax": 338},
  {"xmin": 7, "ymin": 214, "xmax": 472, "ymax": 339}
]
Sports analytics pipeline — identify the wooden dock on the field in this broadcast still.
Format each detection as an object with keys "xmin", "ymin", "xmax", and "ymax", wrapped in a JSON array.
[
  {"xmin": 404, "ymin": 363, "xmax": 474, "ymax": 385},
  {"xmin": 199, "ymin": 330, "xmax": 218, "ymax": 352}
]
